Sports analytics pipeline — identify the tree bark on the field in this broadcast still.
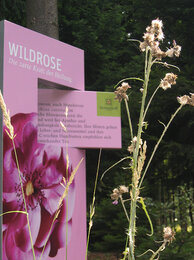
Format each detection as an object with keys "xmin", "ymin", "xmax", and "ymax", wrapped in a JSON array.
[{"xmin": 26, "ymin": 0, "xmax": 59, "ymax": 39}]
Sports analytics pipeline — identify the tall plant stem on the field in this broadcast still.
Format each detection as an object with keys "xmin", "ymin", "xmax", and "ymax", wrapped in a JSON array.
[
  {"xmin": 114, "ymin": 77, "xmax": 144, "ymax": 89},
  {"xmin": 134, "ymin": 49, "xmax": 152, "ymax": 165},
  {"xmin": 120, "ymin": 197, "xmax": 130, "ymax": 223},
  {"xmin": 143, "ymin": 85, "xmax": 160, "ymax": 122},
  {"xmin": 127, "ymin": 49, "xmax": 153, "ymax": 260},
  {"xmin": 124, "ymin": 99, "xmax": 133, "ymax": 140},
  {"xmin": 138, "ymin": 104, "xmax": 183, "ymax": 189},
  {"xmin": 12, "ymin": 140, "xmax": 36, "ymax": 260},
  {"xmin": 0, "ymin": 210, "xmax": 27, "ymax": 216},
  {"xmin": 85, "ymin": 149, "xmax": 102, "ymax": 260}
]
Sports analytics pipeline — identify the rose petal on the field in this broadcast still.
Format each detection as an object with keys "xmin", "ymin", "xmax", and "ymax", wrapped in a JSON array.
[
  {"xmin": 42, "ymin": 188, "xmax": 61, "ymax": 214},
  {"xmin": 34, "ymin": 242, "xmax": 51, "ymax": 259},
  {"xmin": 35, "ymin": 207, "xmax": 55, "ymax": 248},
  {"xmin": 29, "ymin": 148, "xmax": 45, "ymax": 173},
  {"xmin": 15, "ymin": 205, "xmax": 41, "ymax": 251},
  {"xmin": 3, "ymin": 195, "xmax": 20, "ymax": 224},
  {"xmin": 12, "ymin": 113, "xmax": 36, "ymax": 144},
  {"xmin": 49, "ymin": 219, "xmax": 72, "ymax": 257},
  {"xmin": 40, "ymin": 162, "xmax": 63, "ymax": 188},
  {"xmin": 3, "ymin": 150, "xmax": 20, "ymax": 192},
  {"xmin": 4, "ymin": 228, "xmax": 46, "ymax": 260},
  {"xmin": 22, "ymin": 122, "xmax": 38, "ymax": 164}
]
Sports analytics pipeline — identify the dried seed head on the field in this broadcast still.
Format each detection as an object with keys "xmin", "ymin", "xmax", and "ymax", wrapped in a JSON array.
[
  {"xmin": 177, "ymin": 95, "xmax": 189, "ymax": 105},
  {"xmin": 139, "ymin": 41, "xmax": 147, "ymax": 52},
  {"xmin": 143, "ymin": 32, "xmax": 155, "ymax": 43},
  {"xmin": 146, "ymin": 18, "xmax": 164, "ymax": 41},
  {"xmin": 128, "ymin": 136, "xmax": 143, "ymax": 153},
  {"xmin": 110, "ymin": 188, "xmax": 120, "ymax": 201},
  {"xmin": 127, "ymin": 144, "xmax": 133, "ymax": 153},
  {"xmin": 165, "ymin": 48, "xmax": 174, "ymax": 58},
  {"xmin": 113, "ymin": 188, "xmax": 120, "ymax": 194},
  {"xmin": 177, "ymin": 95, "xmax": 190, "ymax": 106},
  {"xmin": 0, "ymin": 90, "xmax": 15, "ymax": 139},
  {"xmin": 188, "ymin": 93, "xmax": 194, "ymax": 106},
  {"xmin": 140, "ymin": 18, "xmax": 165, "ymax": 58},
  {"xmin": 166, "ymin": 40, "xmax": 181, "ymax": 58},
  {"xmin": 115, "ymin": 82, "xmax": 131, "ymax": 102},
  {"xmin": 160, "ymin": 80, "xmax": 171, "ymax": 90},
  {"xmin": 165, "ymin": 73, "xmax": 177, "ymax": 84},
  {"xmin": 65, "ymin": 106, "xmax": 68, "ymax": 118},
  {"xmin": 111, "ymin": 186, "xmax": 129, "ymax": 204},
  {"xmin": 137, "ymin": 140, "xmax": 147, "ymax": 176},
  {"xmin": 151, "ymin": 46, "xmax": 166, "ymax": 60},
  {"xmin": 151, "ymin": 18, "xmax": 163, "ymax": 33},
  {"xmin": 163, "ymin": 226, "xmax": 175, "ymax": 243},
  {"xmin": 177, "ymin": 93, "xmax": 194, "ymax": 106},
  {"xmin": 60, "ymin": 121, "xmax": 67, "ymax": 132},
  {"xmin": 140, "ymin": 19, "xmax": 181, "ymax": 61},
  {"xmin": 119, "ymin": 185, "xmax": 129, "ymax": 194},
  {"xmin": 121, "ymin": 82, "xmax": 131, "ymax": 91},
  {"xmin": 159, "ymin": 73, "xmax": 177, "ymax": 90},
  {"xmin": 173, "ymin": 40, "xmax": 181, "ymax": 57}
]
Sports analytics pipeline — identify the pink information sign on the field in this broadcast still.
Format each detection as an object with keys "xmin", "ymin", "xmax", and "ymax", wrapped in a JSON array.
[
  {"xmin": 38, "ymin": 87, "xmax": 121, "ymax": 149},
  {"xmin": 0, "ymin": 20, "xmax": 121, "ymax": 260}
]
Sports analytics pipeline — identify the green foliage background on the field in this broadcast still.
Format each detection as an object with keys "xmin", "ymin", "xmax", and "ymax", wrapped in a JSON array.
[{"xmin": 0, "ymin": 0, "xmax": 193, "ymax": 258}]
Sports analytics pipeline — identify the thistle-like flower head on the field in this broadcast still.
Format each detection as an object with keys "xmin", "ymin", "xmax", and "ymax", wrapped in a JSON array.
[
  {"xmin": 177, "ymin": 93, "xmax": 194, "ymax": 106},
  {"xmin": 163, "ymin": 226, "xmax": 175, "ymax": 244},
  {"xmin": 159, "ymin": 73, "xmax": 177, "ymax": 90},
  {"xmin": 139, "ymin": 19, "xmax": 181, "ymax": 60},
  {"xmin": 115, "ymin": 82, "xmax": 131, "ymax": 102}
]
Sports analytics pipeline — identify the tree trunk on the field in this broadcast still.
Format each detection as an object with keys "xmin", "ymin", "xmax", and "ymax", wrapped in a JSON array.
[{"xmin": 26, "ymin": 0, "xmax": 59, "ymax": 39}]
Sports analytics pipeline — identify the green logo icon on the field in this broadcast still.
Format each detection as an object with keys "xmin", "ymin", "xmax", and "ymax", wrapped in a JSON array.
[{"xmin": 97, "ymin": 92, "xmax": 120, "ymax": 117}]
